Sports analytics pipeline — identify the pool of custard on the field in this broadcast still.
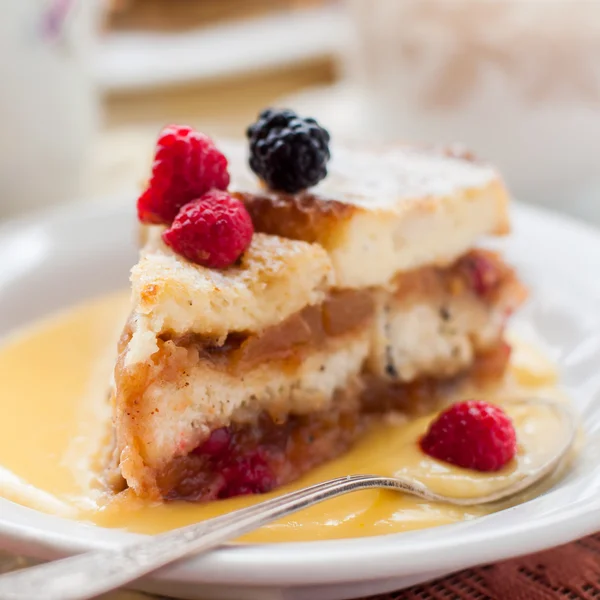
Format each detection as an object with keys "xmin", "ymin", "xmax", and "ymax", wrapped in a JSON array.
[{"xmin": 0, "ymin": 291, "xmax": 569, "ymax": 543}]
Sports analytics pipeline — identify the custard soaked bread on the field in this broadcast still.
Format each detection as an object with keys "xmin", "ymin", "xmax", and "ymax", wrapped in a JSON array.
[
  {"xmin": 230, "ymin": 143, "xmax": 509, "ymax": 288},
  {"xmin": 128, "ymin": 229, "xmax": 334, "ymax": 349},
  {"xmin": 115, "ymin": 232, "xmax": 372, "ymax": 496},
  {"xmin": 110, "ymin": 114, "xmax": 525, "ymax": 501},
  {"xmin": 229, "ymin": 141, "xmax": 523, "ymax": 380}
]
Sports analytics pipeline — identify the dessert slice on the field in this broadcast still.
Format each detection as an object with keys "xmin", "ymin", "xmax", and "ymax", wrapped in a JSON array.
[
  {"xmin": 110, "ymin": 113, "xmax": 526, "ymax": 502},
  {"xmin": 113, "ymin": 229, "xmax": 375, "ymax": 500}
]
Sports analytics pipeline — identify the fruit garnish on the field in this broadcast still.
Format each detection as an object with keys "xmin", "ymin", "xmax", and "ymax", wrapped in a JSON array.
[
  {"xmin": 246, "ymin": 108, "xmax": 330, "ymax": 194},
  {"xmin": 420, "ymin": 400, "xmax": 517, "ymax": 472},
  {"xmin": 219, "ymin": 453, "xmax": 274, "ymax": 498},
  {"xmin": 458, "ymin": 251, "xmax": 503, "ymax": 298},
  {"xmin": 162, "ymin": 190, "xmax": 254, "ymax": 268},
  {"xmin": 137, "ymin": 125, "xmax": 230, "ymax": 225},
  {"xmin": 192, "ymin": 430, "xmax": 275, "ymax": 498},
  {"xmin": 193, "ymin": 428, "xmax": 231, "ymax": 458}
]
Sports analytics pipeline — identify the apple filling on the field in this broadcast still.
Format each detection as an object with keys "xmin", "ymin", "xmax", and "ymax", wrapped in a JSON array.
[
  {"xmin": 111, "ymin": 249, "xmax": 524, "ymax": 501},
  {"xmin": 156, "ymin": 342, "xmax": 510, "ymax": 501}
]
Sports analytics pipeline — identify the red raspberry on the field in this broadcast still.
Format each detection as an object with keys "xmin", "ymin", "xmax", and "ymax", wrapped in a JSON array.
[
  {"xmin": 162, "ymin": 190, "xmax": 254, "ymax": 268},
  {"xmin": 459, "ymin": 251, "xmax": 503, "ymax": 297},
  {"xmin": 219, "ymin": 453, "xmax": 275, "ymax": 498},
  {"xmin": 193, "ymin": 428, "xmax": 231, "ymax": 458},
  {"xmin": 420, "ymin": 400, "xmax": 517, "ymax": 472},
  {"xmin": 137, "ymin": 125, "xmax": 230, "ymax": 225}
]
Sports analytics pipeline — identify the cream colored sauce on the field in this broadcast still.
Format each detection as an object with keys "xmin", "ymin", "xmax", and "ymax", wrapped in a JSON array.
[{"xmin": 0, "ymin": 291, "xmax": 569, "ymax": 543}]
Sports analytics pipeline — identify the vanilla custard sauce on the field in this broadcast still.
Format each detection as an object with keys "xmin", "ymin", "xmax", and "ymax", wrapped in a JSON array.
[{"xmin": 0, "ymin": 291, "xmax": 569, "ymax": 542}]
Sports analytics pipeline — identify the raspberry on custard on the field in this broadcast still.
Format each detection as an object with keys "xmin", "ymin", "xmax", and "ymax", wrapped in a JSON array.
[
  {"xmin": 137, "ymin": 125, "xmax": 230, "ymax": 225},
  {"xmin": 162, "ymin": 190, "xmax": 254, "ymax": 268},
  {"xmin": 420, "ymin": 400, "xmax": 517, "ymax": 472}
]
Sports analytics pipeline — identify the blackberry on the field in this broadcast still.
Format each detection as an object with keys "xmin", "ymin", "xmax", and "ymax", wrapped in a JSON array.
[{"xmin": 246, "ymin": 108, "xmax": 331, "ymax": 194}]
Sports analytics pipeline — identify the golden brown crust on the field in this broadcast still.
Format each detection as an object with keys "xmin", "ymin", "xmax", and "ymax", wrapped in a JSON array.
[
  {"xmin": 237, "ymin": 177, "xmax": 511, "ymax": 244},
  {"xmin": 227, "ymin": 142, "xmax": 512, "ymax": 288},
  {"xmin": 112, "ymin": 329, "xmax": 161, "ymax": 498},
  {"xmin": 233, "ymin": 190, "xmax": 356, "ymax": 246}
]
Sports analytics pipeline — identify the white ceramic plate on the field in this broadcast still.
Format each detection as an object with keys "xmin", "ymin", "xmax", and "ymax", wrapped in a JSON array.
[{"xmin": 0, "ymin": 199, "xmax": 600, "ymax": 600}]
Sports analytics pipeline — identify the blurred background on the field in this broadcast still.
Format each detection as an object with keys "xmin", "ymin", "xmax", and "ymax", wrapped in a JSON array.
[{"xmin": 2, "ymin": 0, "xmax": 600, "ymax": 224}]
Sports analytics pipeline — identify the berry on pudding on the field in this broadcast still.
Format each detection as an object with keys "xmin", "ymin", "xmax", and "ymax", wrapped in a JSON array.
[
  {"xmin": 420, "ymin": 400, "xmax": 517, "ymax": 472},
  {"xmin": 246, "ymin": 108, "xmax": 330, "ymax": 193},
  {"xmin": 137, "ymin": 125, "xmax": 230, "ymax": 225},
  {"xmin": 162, "ymin": 190, "xmax": 254, "ymax": 268}
]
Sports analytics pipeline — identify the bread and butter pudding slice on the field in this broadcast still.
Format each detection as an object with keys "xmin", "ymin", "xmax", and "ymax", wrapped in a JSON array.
[
  {"xmin": 110, "ymin": 113, "xmax": 527, "ymax": 502},
  {"xmin": 113, "ymin": 229, "xmax": 375, "ymax": 500}
]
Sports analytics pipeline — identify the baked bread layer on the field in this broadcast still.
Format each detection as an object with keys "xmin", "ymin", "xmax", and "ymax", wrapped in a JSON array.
[
  {"xmin": 126, "ymin": 230, "xmax": 334, "ymax": 366},
  {"xmin": 226, "ymin": 142, "xmax": 510, "ymax": 288},
  {"xmin": 114, "ymin": 326, "xmax": 371, "ymax": 497}
]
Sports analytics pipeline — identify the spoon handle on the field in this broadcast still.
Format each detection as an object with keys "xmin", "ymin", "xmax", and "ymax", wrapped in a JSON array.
[{"xmin": 0, "ymin": 475, "xmax": 398, "ymax": 600}]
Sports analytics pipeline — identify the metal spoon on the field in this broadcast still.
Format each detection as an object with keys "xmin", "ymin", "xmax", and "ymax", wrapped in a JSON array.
[{"xmin": 0, "ymin": 399, "xmax": 576, "ymax": 600}]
